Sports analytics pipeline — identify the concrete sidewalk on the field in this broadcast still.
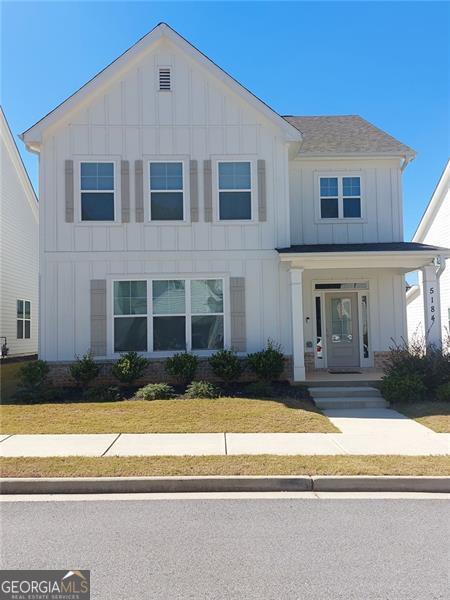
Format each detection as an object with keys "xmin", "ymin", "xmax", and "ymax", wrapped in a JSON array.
[{"xmin": 0, "ymin": 409, "xmax": 448, "ymax": 457}]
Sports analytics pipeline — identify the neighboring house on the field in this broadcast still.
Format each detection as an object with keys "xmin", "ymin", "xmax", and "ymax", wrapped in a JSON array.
[
  {"xmin": 0, "ymin": 107, "xmax": 39, "ymax": 357},
  {"xmin": 407, "ymin": 160, "xmax": 450, "ymax": 345},
  {"xmin": 20, "ymin": 23, "xmax": 449, "ymax": 381}
]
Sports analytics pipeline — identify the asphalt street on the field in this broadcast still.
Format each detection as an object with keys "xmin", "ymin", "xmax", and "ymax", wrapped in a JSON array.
[{"xmin": 1, "ymin": 496, "xmax": 448, "ymax": 599}]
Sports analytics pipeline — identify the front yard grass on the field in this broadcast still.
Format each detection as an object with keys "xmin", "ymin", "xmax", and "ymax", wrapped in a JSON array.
[
  {"xmin": 395, "ymin": 402, "xmax": 450, "ymax": 433},
  {"xmin": 1, "ymin": 455, "xmax": 448, "ymax": 478},
  {"xmin": 0, "ymin": 397, "xmax": 338, "ymax": 434}
]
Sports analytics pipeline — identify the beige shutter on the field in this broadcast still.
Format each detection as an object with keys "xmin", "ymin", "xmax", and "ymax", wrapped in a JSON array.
[
  {"xmin": 121, "ymin": 160, "xmax": 130, "ymax": 223},
  {"xmin": 91, "ymin": 280, "xmax": 107, "ymax": 356},
  {"xmin": 135, "ymin": 159, "xmax": 144, "ymax": 222},
  {"xmin": 257, "ymin": 159, "xmax": 267, "ymax": 222},
  {"xmin": 65, "ymin": 160, "xmax": 74, "ymax": 223},
  {"xmin": 203, "ymin": 159, "xmax": 213, "ymax": 222},
  {"xmin": 190, "ymin": 160, "xmax": 199, "ymax": 222},
  {"xmin": 230, "ymin": 277, "xmax": 246, "ymax": 352}
]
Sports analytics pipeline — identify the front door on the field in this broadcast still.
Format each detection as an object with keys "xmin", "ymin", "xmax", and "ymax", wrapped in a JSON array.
[{"xmin": 325, "ymin": 292, "xmax": 360, "ymax": 368}]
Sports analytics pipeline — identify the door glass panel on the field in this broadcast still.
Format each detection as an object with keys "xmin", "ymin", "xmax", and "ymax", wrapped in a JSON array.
[{"xmin": 331, "ymin": 297, "xmax": 352, "ymax": 343}]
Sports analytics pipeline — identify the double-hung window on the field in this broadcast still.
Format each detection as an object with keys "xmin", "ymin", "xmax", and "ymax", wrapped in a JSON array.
[
  {"xmin": 218, "ymin": 162, "xmax": 252, "ymax": 220},
  {"xmin": 81, "ymin": 162, "xmax": 115, "ymax": 221},
  {"xmin": 319, "ymin": 176, "xmax": 361, "ymax": 219},
  {"xmin": 150, "ymin": 162, "xmax": 184, "ymax": 220},
  {"xmin": 17, "ymin": 300, "xmax": 31, "ymax": 339},
  {"xmin": 113, "ymin": 281, "xmax": 147, "ymax": 352}
]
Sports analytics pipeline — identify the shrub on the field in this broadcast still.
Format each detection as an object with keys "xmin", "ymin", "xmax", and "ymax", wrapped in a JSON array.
[
  {"xmin": 247, "ymin": 340, "xmax": 285, "ymax": 382},
  {"xmin": 185, "ymin": 380, "xmax": 220, "ymax": 399},
  {"xmin": 69, "ymin": 352, "xmax": 100, "ymax": 390},
  {"xmin": 84, "ymin": 385, "xmax": 122, "ymax": 402},
  {"xmin": 209, "ymin": 349, "xmax": 244, "ymax": 385},
  {"xmin": 244, "ymin": 381, "xmax": 273, "ymax": 398},
  {"xmin": 436, "ymin": 382, "xmax": 450, "ymax": 402},
  {"xmin": 165, "ymin": 352, "xmax": 198, "ymax": 386},
  {"xmin": 380, "ymin": 373, "xmax": 426, "ymax": 404},
  {"xmin": 15, "ymin": 360, "xmax": 54, "ymax": 403},
  {"xmin": 135, "ymin": 383, "xmax": 175, "ymax": 400},
  {"xmin": 112, "ymin": 351, "xmax": 148, "ymax": 386}
]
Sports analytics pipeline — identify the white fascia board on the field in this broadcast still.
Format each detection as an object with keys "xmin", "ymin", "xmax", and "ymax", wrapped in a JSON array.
[
  {"xmin": 413, "ymin": 160, "xmax": 450, "ymax": 242},
  {"xmin": 21, "ymin": 23, "xmax": 302, "ymax": 147},
  {"xmin": 406, "ymin": 284, "xmax": 421, "ymax": 304}
]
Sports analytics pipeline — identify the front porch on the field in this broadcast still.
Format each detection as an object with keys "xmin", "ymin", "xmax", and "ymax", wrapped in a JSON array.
[{"xmin": 278, "ymin": 242, "xmax": 450, "ymax": 382}]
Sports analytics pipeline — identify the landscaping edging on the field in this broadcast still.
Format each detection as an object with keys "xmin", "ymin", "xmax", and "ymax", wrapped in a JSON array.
[{"xmin": 1, "ymin": 475, "xmax": 449, "ymax": 495}]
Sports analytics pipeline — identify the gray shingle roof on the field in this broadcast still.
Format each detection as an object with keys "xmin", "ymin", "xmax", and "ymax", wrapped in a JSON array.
[
  {"xmin": 283, "ymin": 115, "xmax": 416, "ymax": 158},
  {"xmin": 277, "ymin": 242, "xmax": 448, "ymax": 254}
]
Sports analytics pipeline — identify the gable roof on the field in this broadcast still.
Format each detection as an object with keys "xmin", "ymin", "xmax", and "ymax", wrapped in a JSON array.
[
  {"xmin": 413, "ymin": 159, "xmax": 450, "ymax": 242},
  {"xmin": 284, "ymin": 115, "xmax": 416, "ymax": 160},
  {"xmin": 1, "ymin": 107, "xmax": 38, "ymax": 221},
  {"xmin": 21, "ymin": 23, "xmax": 302, "ymax": 149}
]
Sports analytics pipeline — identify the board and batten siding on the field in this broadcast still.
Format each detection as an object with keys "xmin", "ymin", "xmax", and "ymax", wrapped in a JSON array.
[
  {"xmin": 289, "ymin": 158, "xmax": 404, "ymax": 244},
  {"xmin": 0, "ymin": 112, "xmax": 39, "ymax": 356}
]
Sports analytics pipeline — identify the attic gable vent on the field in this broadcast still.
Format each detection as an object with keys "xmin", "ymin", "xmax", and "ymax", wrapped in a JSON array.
[{"xmin": 159, "ymin": 67, "xmax": 171, "ymax": 91}]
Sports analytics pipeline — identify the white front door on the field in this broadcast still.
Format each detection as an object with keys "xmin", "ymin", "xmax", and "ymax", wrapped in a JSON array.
[{"xmin": 325, "ymin": 292, "xmax": 360, "ymax": 368}]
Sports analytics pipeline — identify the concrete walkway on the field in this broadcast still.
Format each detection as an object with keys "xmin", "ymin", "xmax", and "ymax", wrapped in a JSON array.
[{"xmin": 0, "ymin": 409, "xmax": 448, "ymax": 457}]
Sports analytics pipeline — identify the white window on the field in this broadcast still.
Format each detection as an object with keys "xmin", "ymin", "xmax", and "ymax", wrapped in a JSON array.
[
  {"xmin": 218, "ymin": 161, "xmax": 252, "ymax": 220},
  {"xmin": 159, "ymin": 67, "xmax": 171, "ymax": 91},
  {"xmin": 319, "ymin": 176, "xmax": 361, "ymax": 219},
  {"xmin": 149, "ymin": 162, "xmax": 184, "ymax": 220},
  {"xmin": 112, "ymin": 279, "xmax": 224, "ymax": 353},
  {"xmin": 17, "ymin": 300, "xmax": 31, "ymax": 339},
  {"xmin": 80, "ymin": 162, "xmax": 115, "ymax": 221}
]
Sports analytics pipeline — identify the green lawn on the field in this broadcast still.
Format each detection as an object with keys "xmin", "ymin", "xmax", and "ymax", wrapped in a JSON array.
[
  {"xmin": 0, "ymin": 397, "xmax": 338, "ymax": 434},
  {"xmin": 395, "ymin": 402, "xmax": 450, "ymax": 433},
  {"xmin": 1, "ymin": 455, "xmax": 448, "ymax": 478}
]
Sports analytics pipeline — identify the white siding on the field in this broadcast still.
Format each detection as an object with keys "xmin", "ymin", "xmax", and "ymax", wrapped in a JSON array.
[
  {"xmin": 289, "ymin": 158, "xmax": 403, "ymax": 244},
  {"xmin": 0, "ymin": 113, "xmax": 39, "ymax": 356}
]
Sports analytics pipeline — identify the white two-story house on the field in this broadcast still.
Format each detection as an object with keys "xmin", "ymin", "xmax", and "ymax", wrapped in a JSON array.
[{"xmin": 20, "ymin": 23, "xmax": 449, "ymax": 381}]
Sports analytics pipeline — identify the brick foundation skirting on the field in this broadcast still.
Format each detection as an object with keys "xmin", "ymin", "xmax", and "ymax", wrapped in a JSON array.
[
  {"xmin": 47, "ymin": 355, "xmax": 294, "ymax": 388},
  {"xmin": 373, "ymin": 351, "xmax": 391, "ymax": 370}
]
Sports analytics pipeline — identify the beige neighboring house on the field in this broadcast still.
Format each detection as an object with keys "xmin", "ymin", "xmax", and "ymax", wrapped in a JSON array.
[
  {"xmin": 407, "ymin": 160, "xmax": 450, "ymax": 345},
  {"xmin": 0, "ymin": 107, "xmax": 39, "ymax": 357}
]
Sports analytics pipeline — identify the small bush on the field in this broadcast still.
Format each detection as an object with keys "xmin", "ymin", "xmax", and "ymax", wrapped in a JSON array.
[
  {"xmin": 244, "ymin": 381, "xmax": 273, "ymax": 398},
  {"xmin": 185, "ymin": 380, "xmax": 220, "ymax": 399},
  {"xmin": 165, "ymin": 352, "xmax": 198, "ymax": 386},
  {"xmin": 112, "ymin": 352, "xmax": 148, "ymax": 386},
  {"xmin": 247, "ymin": 340, "xmax": 285, "ymax": 382},
  {"xmin": 84, "ymin": 385, "xmax": 122, "ymax": 402},
  {"xmin": 436, "ymin": 382, "xmax": 450, "ymax": 402},
  {"xmin": 15, "ymin": 360, "xmax": 54, "ymax": 403},
  {"xmin": 69, "ymin": 352, "xmax": 100, "ymax": 390},
  {"xmin": 209, "ymin": 349, "xmax": 244, "ymax": 384},
  {"xmin": 380, "ymin": 373, "xmax": 426, "ymax": 404},
  {"xmin": 135, "ymin": 383, "xmax": 175, "ymax": 401}
]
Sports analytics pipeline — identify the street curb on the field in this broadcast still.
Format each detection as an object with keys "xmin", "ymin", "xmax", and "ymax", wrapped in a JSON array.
[{"xmin": 0, "ymin": 475, "xmax": 449, "ymax": 494}]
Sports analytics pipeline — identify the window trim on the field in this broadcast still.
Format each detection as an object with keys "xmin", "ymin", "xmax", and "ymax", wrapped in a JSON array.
[
  {"xmin": 77, "ymin": 159, "xmax": 120, "ymax": 225},
  {"xmin": 148, "ymin": 160, "xmax": 186, "ymax": 222},
  {"xmin": 110, "ymin": 276, "xmax": 229, "ymax": 357},
  {"xmin": 17, "ymin": 299, "xmax": 31, "ymax": 340},
  {"xmin": 315, "ymin": 172, "xmax": 365, "ymax": 223},
  {"xmin": 214, "ymin": 158, "xmax": 257, "ymax": 223}
]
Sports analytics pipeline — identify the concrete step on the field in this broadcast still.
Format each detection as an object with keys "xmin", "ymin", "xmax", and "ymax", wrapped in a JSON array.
[
  {"xmin": 310, "ymin": 386, "xmax": 382, "ymax": 398},
  {"xmin": 314, "ymin": 397, "xmax": 388, "ymax": 409}
]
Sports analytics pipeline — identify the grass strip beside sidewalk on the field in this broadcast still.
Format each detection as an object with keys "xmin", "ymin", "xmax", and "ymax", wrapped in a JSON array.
[
  {"xmin": 395, "ymin": 402, "xmax": 450, "ymax": 433},
  {"xmin": 1, "ymin": 455, "xmax": 449, "ymax": 478}
]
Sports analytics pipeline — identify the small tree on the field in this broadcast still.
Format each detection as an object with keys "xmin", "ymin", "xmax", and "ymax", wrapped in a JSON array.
[
  {"xmin": 112, "ymin": 351, "xmax": 148, "ymax": 387},
  {"xmin": 209, "ymin": 349, "xmax": 243, "ymax": 385},
  {"xmin": 69, "ymin": 352, "xmax": 100, "ymax": 392},
  {"xmin": 165, "ymin": 352, "xmax": 198, "ymax": 386},
  {"xmin": 247, "ymin": 340, "xmax": 285, "ymax": 383}
]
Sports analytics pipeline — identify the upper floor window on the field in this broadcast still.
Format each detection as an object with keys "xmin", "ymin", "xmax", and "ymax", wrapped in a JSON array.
[
  {"xmin": 81, "ymin": 162, "xmax": 115, "ymax": 221},
  {"xmin": 150, "ymin": 162, "xmax": 184, "ymax": 221},
  {"xmin": 319, "ymin": 176, "xmax": 361, "ymax": 219},
  {"xmin": 17, "ymin": 300, "xmax": 31, "ymax": 339},
  {"xmin": 218, "ymin": 161, "xmax": 252, "ymax": 220}
]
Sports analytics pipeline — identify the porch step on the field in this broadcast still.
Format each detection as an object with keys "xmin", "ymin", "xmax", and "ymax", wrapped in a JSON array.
[{"xmin": 309, "ymin": 386, "xmax": 387, "ymax": 409}]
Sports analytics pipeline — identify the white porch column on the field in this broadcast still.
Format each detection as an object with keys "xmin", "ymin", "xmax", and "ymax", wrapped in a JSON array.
[
  {"xmin": 422, "ymin": 264, "xmax": 442, "ymax": 348},
  {"xmin": 289, "ymin": 268, "xmax": 306, "ymax": 381}
]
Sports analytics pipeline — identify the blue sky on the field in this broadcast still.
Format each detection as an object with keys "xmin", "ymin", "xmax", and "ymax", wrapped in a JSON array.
[{"xmin": 1, "ymin": 1, "xmax": 448, "ymax": 239}]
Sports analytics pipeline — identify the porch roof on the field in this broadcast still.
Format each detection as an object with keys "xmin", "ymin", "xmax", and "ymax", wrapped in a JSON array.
[{"xmin": 277, "ymin": 242, "xmax": 450, "ymax": 271}]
